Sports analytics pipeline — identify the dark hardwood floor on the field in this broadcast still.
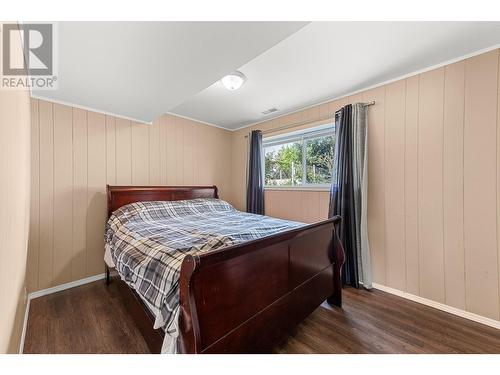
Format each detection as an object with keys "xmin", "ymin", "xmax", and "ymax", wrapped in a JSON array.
[{"xmin": 24, "ymin": 280, "xmax": 500, "ymax": 354}]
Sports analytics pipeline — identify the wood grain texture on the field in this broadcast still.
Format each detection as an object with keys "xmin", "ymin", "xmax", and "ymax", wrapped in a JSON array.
[
  {"xmin": 24, "ymin": 280, "xmax": 150, "ymax": 354},
  {"xmin": 277, "ymin": 287, "xmax": 500, "ymax": 354},
  {"xmin": 23, "ymin": 282, "xmax": 500, "ymax": 354},
  {"xmin": 229, "ymin": 48, "xmax": 500, "ymax": 323},
  {"xmin": 28, "ymin": 99, "xmax": 232, "ymax": 292}
]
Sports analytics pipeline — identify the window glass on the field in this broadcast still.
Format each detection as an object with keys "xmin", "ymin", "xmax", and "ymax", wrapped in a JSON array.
[
  {"xmin": 264, "ymin": 140, "xmax": 303, "ymax": 186},
  {"xmin": 305, "ymin": 135, "xmax": 334, "ymax": 184},
  {"xmin": 263, "ymin": 125, "xmax": 334, "ymax": 188}
]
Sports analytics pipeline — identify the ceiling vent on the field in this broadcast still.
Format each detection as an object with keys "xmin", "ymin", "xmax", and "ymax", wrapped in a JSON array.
[{"xmin": 262, "ymin": 107, "xmax": 278, "ymax": 115}]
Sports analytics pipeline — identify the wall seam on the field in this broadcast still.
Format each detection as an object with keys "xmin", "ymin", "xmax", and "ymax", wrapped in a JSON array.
[
  {"xmin": 403, "ymin": 79, "xmax": 408, "ymax": 293},
  {"xmin": 463, "ymin": 58, "xmax": 469, "ymax": 312},
  {"xmin": 496, "ymin": 49, "xmax": 500, "ymax": 320},
  {"xmin": 70, "ymin": 107, "xmax": 74, "ymax": 281},
  {"xmin": 442, "ymin": 67, "xmax": 447, "ymax": 305},
  {"xmin": 36, "ymin": 100, "xmax": 40, "ymax": 292},
  {"xmin": 416, "ymin": 74, "xmax": 421, "ymax": 297},
  {"xmin": 50, "ymin": 102, "xmax": 55, "ymax": 288}
]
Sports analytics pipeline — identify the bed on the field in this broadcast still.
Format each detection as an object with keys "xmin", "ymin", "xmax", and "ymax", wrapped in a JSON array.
[{"xmin": 105, "ymin": 185, "xmax": 345, "ymax": 354}]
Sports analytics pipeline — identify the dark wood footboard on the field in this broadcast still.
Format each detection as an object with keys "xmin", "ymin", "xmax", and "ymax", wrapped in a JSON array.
[{"xmin": 178, "ymin": 217, "xmax": 344, "ymax": 354}]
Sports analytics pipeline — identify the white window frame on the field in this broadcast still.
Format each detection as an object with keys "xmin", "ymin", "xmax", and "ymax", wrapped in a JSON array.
[{"xmin": 263, "ymin": 123, "xmax": 335, "ymax": 190}]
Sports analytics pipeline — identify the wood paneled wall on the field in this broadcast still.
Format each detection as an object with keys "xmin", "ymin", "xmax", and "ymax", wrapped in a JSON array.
[
  {"xmin": 230, "ymin": 49, "xmax": 500, "ymax": 321},
  {"xmin": 28, "ymin": 99, "xmax": 232, "ymax": 292},
  {"xmin": 0, "ymin": 23, "xmax": 31, "ymax": 353}
]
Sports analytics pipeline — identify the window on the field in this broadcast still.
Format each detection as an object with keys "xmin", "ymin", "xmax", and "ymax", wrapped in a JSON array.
[{"xmin": 263, "ymin": 125, "xmax": 335, "ymax": 188}]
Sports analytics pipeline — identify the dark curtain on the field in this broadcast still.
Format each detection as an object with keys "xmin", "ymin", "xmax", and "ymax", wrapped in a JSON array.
[
  {"xmin": 246, "ymin": 130, "xmax": 265, "ymax": 214},
  {"xmin": 328, "ymin": 104, "xmax": 359, "ymax": 288}
]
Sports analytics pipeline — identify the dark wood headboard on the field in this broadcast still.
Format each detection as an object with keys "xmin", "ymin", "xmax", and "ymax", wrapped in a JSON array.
[{"xmin": 106, "ymin": 185, "xmax": 219, "ymax": 218}]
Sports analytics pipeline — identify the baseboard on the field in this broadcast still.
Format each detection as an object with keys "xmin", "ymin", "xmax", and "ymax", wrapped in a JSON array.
[
  {"xmin": 18, "ymin": 273, "xmax": 106, "ymax": 353},
  {"xmin": 28, "ymin": 273, "xmax": 106, "ymax": 300},
  {"xmin": 372, "ymin": 282, "xmax": 500, "ymax": 330}
]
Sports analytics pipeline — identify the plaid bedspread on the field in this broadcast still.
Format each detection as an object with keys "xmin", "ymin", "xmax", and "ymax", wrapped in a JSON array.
[{"xmin": 105, "ymin": 198, "xmax": 304, "ymax": 344}]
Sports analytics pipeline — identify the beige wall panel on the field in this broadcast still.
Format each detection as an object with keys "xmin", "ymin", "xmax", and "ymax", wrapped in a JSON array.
[
  {"xmin": 149, "ymin": 119, "xmax": 161, "ymax": 185},
  {"xmin": 53, "ymin": 104, "xmax": 73, "ymax": 285},
  {"xmin": 304, "ymin": 105, "xmax": 320, "ymax": 122},
  {"xmin": 318, "ymin": 191, "xmax": 330, "ymax": 220},
  {"xmin": 443, "ymin": 61, "xmax": 466, "ymax": 309},
  {"xmin": 264, "ymin": 190, "xmax": 278, "ymax": 218},
  {"xmin": 384, "ymin": 80, "xmax": 407, "ymax": 290},
  {"xmin": 204, "ymin": 126, "xmax": 217, "ymax": 186},
  {"xmin": 265, "ymin": 190, "xmax": 329, "ymax": 223},
  {"xmin": 319, "ymin": 102, "xmax": 330, "ymax": 119},
  {"xmin": 159, "ymin": 116, "xmax": 168, "ymax": 184},
  {"xmin": 362, "ymin": 87, "xmax": 386, "ymax": 284},
  {"xmin": 193, "ymin": 122, "xmax": 202, "ymax": 185},
  {"xmin": 328, "ymin": 98, "xmax": 348, "ymax": 115},
  {"xmin": 86, "ymin": 112, "xmax": 106, "ymax": 277},
  {"xmin": 219, "ymin": 131, "xmax": 233, "ymax": 199},
  {"xmin": 174, "ymin": 117, "xmax": 184, "ymax": 184},
  {"xmin": 287, "ymin": 191, "xmax": 304, "ymax": 222},
  {"xmin": 230, "ymin": 131, "xmax": 247, "ymax": 210},
  {"xmin": 105, "ymin": 116, "xmax": 116, "ymax": 185},
  {"xmin": 272, "ymin": 190, "xmax": 288, "ymax": 220},
  {"xmin": 27, "ymin": 99, "xmax": 40, "ymax": 292},
  {"xmin": 165, "ymin": 115, "xmax": 176, "ymax": 185},
  {"xmin": 72, "ymin": 108, "xmax": 88, "ymax": 281},
  {"xmin": 131, "ymin": 121, "xmax": 150, "ymax": 185},
  {"xmin": 115, "ymin": 118, "xmax": 132, "ymax": 185},
  {"xmin": 182, "ymin": 119, "xmax": 194, "ymax": 185},
  {"xmin": 348, "ymin": 93, "xmax": 363, "ymax": 105},
  {"xmin": 195, "ymin": 124, "xmax": 208, "ymax": 185},
  {"xmin": 38, "ymin": 100, "xmax": 54, "ymax": 289},
  {"xmin": 300, "ymin": 191, "xmax": 320, "ymax": 224},
  {"xmin": 417, "ymin": 67, "xmax": 445, "ymax": 303},
  {"xmin": 404, "ymin": 76, "xmax": 420, "ymax": 295},
  {"xmin": 464, "ymin": 50, "xmax": 500, "ymax": 319}
]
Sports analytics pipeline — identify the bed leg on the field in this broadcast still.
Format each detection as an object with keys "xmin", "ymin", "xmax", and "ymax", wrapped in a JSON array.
[
  {"xmin": 106, "ymin": 266, "xmax": 110, "ymax": 286},
  {"xmin": 327, "ymin": 263, "xmax": 342, "ymax": 308},
  {"xmin": 327, "ymin": 284, "xmax": 342, "ymax": 307}
]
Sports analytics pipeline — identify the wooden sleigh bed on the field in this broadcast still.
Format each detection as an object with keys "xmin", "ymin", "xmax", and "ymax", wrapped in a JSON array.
[{"xmin": 106, "ymin": 185, "xmax": 345, "ymax": 354}]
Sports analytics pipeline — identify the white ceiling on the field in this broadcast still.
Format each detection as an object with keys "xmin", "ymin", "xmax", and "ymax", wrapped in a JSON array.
[
  {"xmin": 32, "ymin": 22, "xmax": 308, "ymax": 123},
  {"xmin": 172, "ymin": 22, "xmax": 500, "ymax": 130}
]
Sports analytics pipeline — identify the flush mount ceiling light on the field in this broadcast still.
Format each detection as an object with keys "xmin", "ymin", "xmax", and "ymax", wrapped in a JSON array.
[{"xmin": 221, "ymin": 71, "xmax": 246, "ymax": 91}]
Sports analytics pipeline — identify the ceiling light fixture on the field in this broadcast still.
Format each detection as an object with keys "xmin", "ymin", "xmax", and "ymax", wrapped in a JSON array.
[{"xmin": 221, "ymin": 71, "xmax": 246, "ymax": 91}]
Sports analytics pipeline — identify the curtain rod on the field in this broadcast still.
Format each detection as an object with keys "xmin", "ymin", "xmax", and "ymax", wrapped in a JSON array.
[{"xmin": 245, "ymin": 101, "xmax": 375, "ymax": 138}]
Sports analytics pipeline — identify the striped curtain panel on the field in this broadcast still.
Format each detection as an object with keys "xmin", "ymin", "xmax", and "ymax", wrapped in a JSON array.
[
  {"xmin": 329, "ymin": 103, "xmax": 372, "ymax": 289},
  {"xmin": 246, "ymin": 130, "xmax": 265, "ymax": 214}
]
